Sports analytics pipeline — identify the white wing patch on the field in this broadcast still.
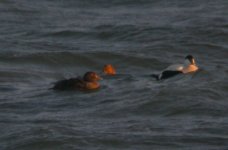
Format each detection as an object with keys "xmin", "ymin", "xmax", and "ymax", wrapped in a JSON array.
[{"xmin": 165, "ymin": 64, "xmax": 184, "ymax": 71}]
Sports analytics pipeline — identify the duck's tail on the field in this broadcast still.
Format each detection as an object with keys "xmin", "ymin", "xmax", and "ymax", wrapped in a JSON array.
[{"xmin": 151, "ymin": 74, "xmax": 159, "ymax": 80}]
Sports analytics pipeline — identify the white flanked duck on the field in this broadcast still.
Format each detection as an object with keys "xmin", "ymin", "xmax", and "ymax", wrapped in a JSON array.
[{"xmin": 152, "ymin": 55, "xmax": 199, "ymax": 80}]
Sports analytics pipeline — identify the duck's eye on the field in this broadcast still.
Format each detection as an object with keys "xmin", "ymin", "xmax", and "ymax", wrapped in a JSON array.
[{"xmin": 92, "ymin": 73, "xmax": 97, "ymax": 77}]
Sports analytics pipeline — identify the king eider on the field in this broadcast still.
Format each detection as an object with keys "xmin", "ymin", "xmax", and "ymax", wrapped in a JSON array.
[{"xmin": 103, "ymin": 64, "xmax": 116, "ymax": 75}]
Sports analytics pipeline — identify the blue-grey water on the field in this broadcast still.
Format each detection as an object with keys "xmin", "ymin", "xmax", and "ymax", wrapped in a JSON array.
[{"xmin": 0, "ymin": 0, "xmax": 228, "ymax": 149}]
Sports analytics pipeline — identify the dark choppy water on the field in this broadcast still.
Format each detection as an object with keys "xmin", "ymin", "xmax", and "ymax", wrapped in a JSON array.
[{"xmin": 0, "ymin": 0, "xmax": 228, "ymax": 149}]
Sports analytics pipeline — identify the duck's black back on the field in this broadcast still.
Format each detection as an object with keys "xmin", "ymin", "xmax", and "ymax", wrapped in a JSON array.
[
  {"xmin": 152, "ymin": 70, "xmax": 182, "ymax": 80},
  {"xmin": 160, "ymin": 70, "xmax": 182, "ymax": 80}
]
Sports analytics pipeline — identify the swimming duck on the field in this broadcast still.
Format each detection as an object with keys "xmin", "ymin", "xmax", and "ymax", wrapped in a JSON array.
[
  {"xmin": 103, "ymin": 64, "xmax": 116, "ymax": 75},
  {"xmin": 152, "ymin": 55, "xmax": 199, "ymax": 80},
  {"xmin": 53, "ymin": 72, "xmax": 101, "ymax": 91}
]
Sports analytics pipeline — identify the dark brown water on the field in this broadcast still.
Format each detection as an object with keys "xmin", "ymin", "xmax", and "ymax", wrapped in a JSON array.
[{"xmin": 0, "ymin": 0, "xmax": 228, "ymax": 149}]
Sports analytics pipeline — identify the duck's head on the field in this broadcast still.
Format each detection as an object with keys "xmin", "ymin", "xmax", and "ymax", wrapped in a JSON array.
[
  {"xmin": 103, "ymin": 64, "xmax": 116, "ymax": 75},
  {"xmin": 185, "ymin": 55, "xmax": 196, "ymax": 66},
  {"xmin": 83, "ymin": 72, "xmax": 101, "ymax": 82}
]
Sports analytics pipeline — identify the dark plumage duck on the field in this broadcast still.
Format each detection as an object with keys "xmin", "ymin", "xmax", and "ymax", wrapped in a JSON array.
[{"xmin": 53, "ymin": 72, "xmax": 101, "ymax": 91}]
